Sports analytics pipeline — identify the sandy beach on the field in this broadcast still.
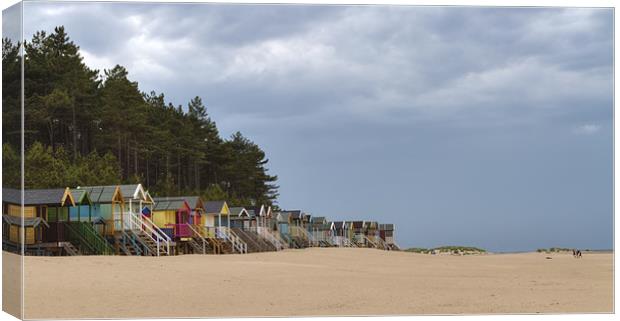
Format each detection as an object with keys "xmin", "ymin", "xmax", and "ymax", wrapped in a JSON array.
[{"xmin": 3, "ymin": 248, "xmax": 613, "ymax": 319}]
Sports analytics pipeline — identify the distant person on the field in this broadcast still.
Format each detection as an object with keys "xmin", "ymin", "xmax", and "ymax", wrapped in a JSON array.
[
  {"xmin": 577, "ymin": 250, "xmax": 582, "ymax": 258},
  {"xmin": 572, "ymin": 249, "xmax": 576, "ymax": 257}
]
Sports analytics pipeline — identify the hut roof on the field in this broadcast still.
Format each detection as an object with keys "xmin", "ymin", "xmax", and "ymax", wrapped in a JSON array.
[
  {"xmin": 277, "ymin": 212, "xmax": 291, "ymax": 222},
  {"xmin": 204, "ymin": 201, "xmax": 227, "ymax": 214},
  {"xmin": 379, "ymin": 223, "xmax": 394, "ymax": 231},
  {"xmin": 281, "ymin": 210, "xmax": 302, "ymax": 219},
  {"xmin": 244, "ymin": 205, "xmax": 265, "ymax": 217},
  {"xmin": 2, "ymin": 214, "xmax": 49, "ymax": 228},
  {"xmin": 229, "ymin": 207, "xmax": 250, "ymax": 217},
  {"xmin": 70, "ymin": 189, "xmax": 92, "ymax": 205},
  {"xmin": 153, "ymin": 198, "xmax": 190, "ymax": 211},
  {"xmin": 78, "ymin": 184, "xmax": 149, "ymax": 203},
  {"xmin": 3, "ymin": 188, "xmax": 68, "ymax": 206},
  {"xmin": 332, "ymin": 221, "xmax": 344, "ymax": 230},
  {"xmin": 77, "ymin": 186, "xmax": 121, "ymax": 203},
  {"xmin": 153, "ymin": 196, "xmax": 203, "ymax": 210},
  {"xmin": 350, "ymin": 221, "xmax": 364, "ymax": 229}
]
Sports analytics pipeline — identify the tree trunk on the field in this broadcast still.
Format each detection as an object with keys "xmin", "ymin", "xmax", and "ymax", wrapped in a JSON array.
[
  {"xmin": 72, "ymin": 101, "xmax": 77, "ymax": 162},
  {"xmin": 117, "ymin": 135, "xmax": 122, "ymax": 178},
  {"xmin": 134, "ymin": 144, "xmax": 138, "ymax": 178}
]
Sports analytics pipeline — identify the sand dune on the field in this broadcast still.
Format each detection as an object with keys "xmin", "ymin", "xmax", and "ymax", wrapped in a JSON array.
[{"xmin": 3, "ymin": 248, "xmax": 613, "ymax": 319}]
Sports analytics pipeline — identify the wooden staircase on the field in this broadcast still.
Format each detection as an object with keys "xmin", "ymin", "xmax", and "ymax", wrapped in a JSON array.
[
  {"xmin": 217, "ymin": 227, "xmax": 247, "ymax": 254},
  {"xmin": 219, "ymin": 240, "xmax": 234, "ymax": 254},
  {"xmin": 119, "ymin": 229, "xmax": 146, "ymax": 256},
  {"xmin": 61, "ymin": 242, "xmax": 80, "ymax": 256},
  {"xmin": 119, "ymin": 241, "xmax": 141, "ymax": 256},
  {"xmin": 63, "ymin": 222, "xmax": 114, "ymax": 255},
  {"xmin": 257, "ymin": 227, "xmax": 287, "ymax": 250},
  {"xmin": 135, "ymin": 230, "xmax": 169, "ymax": 256},
  {"xmin": 374, "ymin": 237, "xmax": 388, "ymax": 250},
  {"xmin": 186, "ymin": 225, "xmax": 216, "ymax": 254},
  {"xmin": 231, "ymin": 228, "xmax": 261, "ymax": 252},
  {"xmin": 123, "ymin": 210, "xmax": 172, "ymax": 256},
  {"xmin": 233, "ymin": 228, "xmax": 277, "ymax": 252},
  {"xmin": 289, "ymin": 226, "xmax": 310, "ymax": 248},
  {"xmin": 364, "ymin": 235, "xmax": 378, "ymax": 248},
  {"xmin": 342, "ymin": 237, "xmax": 356, "ymax": 247}
]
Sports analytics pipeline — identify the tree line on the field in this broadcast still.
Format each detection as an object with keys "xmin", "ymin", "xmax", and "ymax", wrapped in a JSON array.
[{"xmin": 2, "ymin": 26, "xmax": 279, "ymax": 206}]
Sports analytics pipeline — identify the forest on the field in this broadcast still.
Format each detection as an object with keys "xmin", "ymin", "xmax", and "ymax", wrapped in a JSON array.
[{"xmin": 2, "ymin": 26, "xmax": 279, "ymax": 207}]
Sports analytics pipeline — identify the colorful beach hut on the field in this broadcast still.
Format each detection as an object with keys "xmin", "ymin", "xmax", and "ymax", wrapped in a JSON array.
[
  {"xmin": 152, "ymin": 197, "xmax": 192, "ymax": 240},
  {"xmin": 2, "ymin": 187, "xmax": 112, "ymax": 255},
  {"xmin": 229, "ymin": 207, "xmax": 251, "ymax": 229},
  {"xmin": 78, "ymin": 185, "xmax": 170, "ymax": 256},
  {"xmin": 203, "ymin": 201, "xmax": 230, "ymax": 237}
]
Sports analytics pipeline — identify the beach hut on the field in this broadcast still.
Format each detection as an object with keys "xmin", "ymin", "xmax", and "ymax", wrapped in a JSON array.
[
  {"xmin": 379, "ymin": 223, "xmax": 398, "ymax": 250},
  {"xmin": 245, "ymin": 205, "xmax": 266, "ymax": 228},
  {"xmin": 310, "ymin": 216, "xmax": 331, "ymax": 246},
  {"xmin": 302, "ymin": 213, "xmax": 312, "ymax": 230},
  {"xmin": 329, "ymin": 221, "xmax": 344, "ymax": 246},
  {"xmin": 364, "ymin": 221, "xmax": 380, "ymax": 247},
  {"xmin": 265, "ymin": 206, "xmax": 278, "ymax": 232},
  {"xmin": 229, "ymin": 207, "xmax": 251, "ymax": 229},
  {"xmin": 2, "ymin": 187, "xmax": 113, "ymax": 256},
  {"xmin": 350, "ymin": 221, "xmax": 366, "ymax": 246},
  {"xmin": 77, "ymin": 185, "xmax": 171, "ymax": 256},
  {"xmin": 202, "ymin": 201, "xmax": 246, "ymax": 254},
  {"xmin": 177, "ymin": 196, "xmax": 205, "ymax": 227},
  {"xmin": 228, "ymin": 206, "xmax": 277, "ymax": 253},
  {"xmin": 75, "ymin": 185, "xmax": 123, "ymax": 238},
  {"xmin": 2, "ymin": 188, "xmax": 61, "ymax": 254},
  {"xmin": 152, "ymin": 197, "xmax": 192, "ymax": 241},
  {"xmin": 281, "ymin": 210, "xmax": 310, "ymax": 247},
  {"xmin": 151, "ymin": 195, "xmax": 222, "ymax": 254},
  {"xmin": 203, "ymin": 201, "xmax": 229, "ymax": 234},
  {"xmin": 341, "ymin": 221, "xmax": 356, "ymax": 247},
  {"xmin": 275, "ymin": 211, "xmax": 292, "ymax": 246}
]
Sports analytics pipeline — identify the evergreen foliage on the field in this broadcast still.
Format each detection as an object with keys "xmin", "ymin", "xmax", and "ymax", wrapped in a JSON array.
[{"xmin": 2, "ymin": 27, "xmax": 279, "ymax": 206}]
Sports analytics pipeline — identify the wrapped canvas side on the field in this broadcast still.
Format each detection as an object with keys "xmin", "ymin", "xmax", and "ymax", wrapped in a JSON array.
[{"xmin": 2, "ymin": 1, "xmax": 24, "ymax": 319}]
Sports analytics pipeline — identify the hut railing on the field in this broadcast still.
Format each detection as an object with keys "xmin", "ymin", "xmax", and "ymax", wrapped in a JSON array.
[
  {"xmin": 217, "ymin": 226, "xmax": 247, "ymax": 254},
  {"xmin": 343, "ymin": 237, "xmax": 355, "ymax": 247},
  {"xmin": 290, "ymin": 225, "xmax": 313, "ymax": 242},
  {"xmin": 374, "ymin": 235, "xmax": 387, "ymax": 250},
  {"xmin": 187, "ymin": 224, "xmax": 207, "ymax": 254},
  {"xmin": 362, "ymin": 234, "xmax": 377, "ymax": 248},
  {"xmin": 331, "ymin": 235, "xmax": 343, "ymax": 247},
  {"xmin": 197, "ymin": 226, "xmax": 223, "ymax": 254},
  {"xmin": 202, "ymin": 226, "xmax": 218, "ymax": 238},
  {"xmin": 126, "ymin": 211, "xmax": 171, "ymax": 256},
  {"xmin": 66, "ymin": 222, "xmax": 114, "ymax": 255},
  {"xmin": 256, "ymin": 226, "xmax": 286, "ymax": 250}
]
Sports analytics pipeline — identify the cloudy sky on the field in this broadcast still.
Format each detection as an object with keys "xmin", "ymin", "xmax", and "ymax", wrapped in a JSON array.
[{"xmin": 6, "ymin": 2, "xmax": 614, "ymax": 251}]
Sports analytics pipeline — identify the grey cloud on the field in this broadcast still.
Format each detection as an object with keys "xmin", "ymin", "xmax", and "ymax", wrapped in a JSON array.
[
  {"xmin": 18, "ymin": 3, "xmax": 613, "ymax": 251},
  {"xmin": 3, "ymin": 2, "xmax": 22, "ymax": 43},
  {"xmin": 22, "ymin": 4, "xmax": 613, "ymax": 130}
]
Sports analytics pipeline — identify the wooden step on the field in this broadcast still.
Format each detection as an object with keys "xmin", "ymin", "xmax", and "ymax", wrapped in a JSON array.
[{"xmin": 62, "ymin": 242, "xmax": 80, "ymax": 256}]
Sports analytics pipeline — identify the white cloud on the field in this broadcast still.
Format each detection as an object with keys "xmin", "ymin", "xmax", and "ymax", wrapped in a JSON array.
[
  {"xmin": 573, "ymin": 123, "xmax": 601, "ymax": 135},
  {"xmin": 21, "ymin": 3, "xmax": 613, "ymax": 131}
]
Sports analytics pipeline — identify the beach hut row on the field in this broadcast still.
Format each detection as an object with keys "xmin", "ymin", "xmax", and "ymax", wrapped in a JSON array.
[{"xmin": 2, "ymin": 184, "xmax": 398, "ymax": 256}]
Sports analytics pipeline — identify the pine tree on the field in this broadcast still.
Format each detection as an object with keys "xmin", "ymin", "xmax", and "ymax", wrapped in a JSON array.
[{"xmin": 4, "ymin": 26, "xmax": 280, "ymax": 206}]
